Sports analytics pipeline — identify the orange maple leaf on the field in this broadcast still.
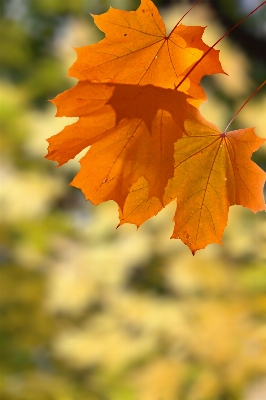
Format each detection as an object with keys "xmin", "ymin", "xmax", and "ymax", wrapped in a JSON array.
[
  {"xmin": 68, "ymin": 0, "xmax": 224, "ymax": 101},
  {"xmin": 46, "ymin": 82, "xmax": 201, "ymax": 206},
  {"xmin": 119, "ymin": 109, "xmax": 266, "ymax": 254}
]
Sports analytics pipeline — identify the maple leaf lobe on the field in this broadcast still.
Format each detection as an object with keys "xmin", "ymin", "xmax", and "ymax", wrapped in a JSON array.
[{"xmin": 68, "ymin": 0, "xmax": 224, "ymax": 100}]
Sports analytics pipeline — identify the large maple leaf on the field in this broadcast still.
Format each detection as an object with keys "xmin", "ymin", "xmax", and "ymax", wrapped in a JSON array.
[
  {"xmin": 68, "ymin": 0, "xmax": 224, "ymax": 101},
  {"xmin": 46, "ymin": 82, "xmax": 200, "ymax": 206},
  {"xmin": 119, "ymin": 108, "xmax": 266, "ymax": 254}
]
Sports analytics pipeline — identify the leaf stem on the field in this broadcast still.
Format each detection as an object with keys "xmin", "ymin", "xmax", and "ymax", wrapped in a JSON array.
[
  {"xmin": 175, "ymin": 1, "xmax": 266, "ymax": 91},
  {"xmin": 223, "ymin": 80, "xmax": 266, "ymax": 133},
  {"xmin": 169, "ymin": 0, "xmax": 201, "ymax": 36}
]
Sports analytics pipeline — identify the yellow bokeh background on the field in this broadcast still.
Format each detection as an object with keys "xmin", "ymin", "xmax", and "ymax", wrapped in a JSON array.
[{"xmin": 1, "ymin": 1, "xmax": 266, "ymax": 399}]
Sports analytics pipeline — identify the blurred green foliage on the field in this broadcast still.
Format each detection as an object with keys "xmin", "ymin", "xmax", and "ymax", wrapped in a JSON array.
[{"xmin": 0, "ymin": 1, "xmax": 266, "ymax": 399}]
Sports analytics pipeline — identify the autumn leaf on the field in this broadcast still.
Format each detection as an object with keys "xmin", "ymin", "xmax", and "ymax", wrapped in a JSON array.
[
  {"xmin": 46, "ymin": 0, "xmax": 266, "ymax": 254},
  {"xmin": 119, "ymin": 109, "xmax": 266, "ymax": 254},
  {"xmin": 46, "ymin": 82, "xmax": 201, "ymax": 206},
  {"xmin": 68, "ymin": 0, "xmax": 224, "ymax": 101}
]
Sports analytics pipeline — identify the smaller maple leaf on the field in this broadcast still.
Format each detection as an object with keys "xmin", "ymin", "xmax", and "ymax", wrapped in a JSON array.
[
  {"xmin": 46, "ymin": 82, "xmax": 200, "ymax": 208},
  {"xmin": 119, "ymin": 110, "xmax": 266, "ymax": 254},
  {"xmin": 68, "ymin": 0, "xmax": 224, "ymax": 100}
]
